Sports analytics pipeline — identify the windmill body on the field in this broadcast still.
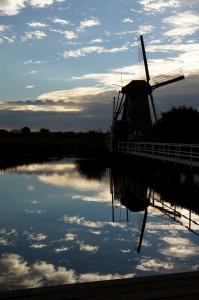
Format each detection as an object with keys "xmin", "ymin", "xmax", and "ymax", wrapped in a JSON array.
[
  {"xmin": 111, "ymin": 35, "xmax": 185, "ymax": 150},
  {"xmin": 121, "ymin": 80, "xmax": 152, "ymax": 136}
]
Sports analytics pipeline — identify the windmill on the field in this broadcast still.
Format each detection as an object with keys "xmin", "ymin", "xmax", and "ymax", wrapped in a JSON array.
[{"xmin": 111, "ymin": 35, "xmax": 185, "ymax": 149}]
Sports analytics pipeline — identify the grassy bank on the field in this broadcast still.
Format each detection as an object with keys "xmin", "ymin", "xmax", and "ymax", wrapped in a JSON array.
[{"xmin": 0, "ymin": 131, "xmax": 109, "ymax": 165}]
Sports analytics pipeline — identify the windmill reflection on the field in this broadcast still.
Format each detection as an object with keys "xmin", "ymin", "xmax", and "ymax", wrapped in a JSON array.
[{"xmin": 110, "ymin": 168, "xmax": 199, "ymax": 253}]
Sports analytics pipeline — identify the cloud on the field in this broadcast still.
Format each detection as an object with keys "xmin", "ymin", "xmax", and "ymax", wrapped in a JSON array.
[
  {"xmin": 0, "ymin": 254, "xmax": 76, "ymax": 289},
  {"xmin": 26, "ymin": 85, "xmax": 35, "ymax": 89},
  {"xmin": 37, "ymin": 86, "xmax": 115, "ymax": 101},
  {"xmin": 79, "ymin": 272, "xmax": 132, "ymax": 283},
  {"xmin": 139, "ymin": 0, "xmax": 180, "ymax": 14},
  {"xmin": 0, "ymin": 24, "xmax": 15, "ymax": 44},
  {"xmin": 24, "ymin": 232, "xmax": 47, "ymax": 241},
  {"xmin": 0, "ymin": 99, "xmax": 84, "ymax": 113},
  {"xmin": 89, "ymin": 38, "xmax": 104, "ymax": 44},
  {"xmin": 24, "ymin": 60, "xmax": 46, "ymax": 64},
  {"xmin": 122, "ymin": 18, "xmax": 134, "ymax": 23},
  {"xmin": 63, "ymin": 44, "xmax": 129, "ymax": 59},
  {"xmin": 27, "ymin": 21, "xmax": 49, "ymax": 28},
  {"xmin": 29, "ymin": 70, "xmax": 40, "ymax": 74},
  {"xmin": 0, "ymin": 0, "xmax": 64, "ymax": 16},
  {"xmin": 0, "ymin": 0, "xmax": 26, "ymax": 16},
  {"xmin": 78, "ymin": 17, "xmax": 101, "ymax": 31},
  {"xmin": 77, "ymin": 241, "xmax": 99, "ymax": 253},
  {"xmin": 163, "ymin": 11, "xmax": 199, "ymax": 37},
  {"xmin": 30, "ymin": 0, "xmax": 64, "ymax": 8},
  {"xmin": 138, "ymin": 25, "xmax": 155, "ymax": 34},
  {"xmin": 21, "ymin": 30, "xmax": 47, "ymax": 41},
  {"xmin": 159, "ymin": 236, "xmax": 199, "ymax": 258},
  {"xmin": 52, "ymin": 18, "xmax": 70, "ymax": 26},
  {"xmin": 136, "ymin": 258, "xmax": 174, "ymax": 272},
  {"xmin": 62, "ymin": 215, "xmax": 126, "ymax": 229}
]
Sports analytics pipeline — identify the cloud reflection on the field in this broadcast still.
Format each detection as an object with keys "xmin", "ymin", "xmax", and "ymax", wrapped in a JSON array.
[
  {"xmin": 0, "ymin": 253, "xmax": 133, "ymax": 290},
  {"xmin": 0, "ymin": 254, "xmax": 77, "ymax": 290},
  {"xmin": 62, "ymin": 215, "xmax": 126, "ymax": 229}
]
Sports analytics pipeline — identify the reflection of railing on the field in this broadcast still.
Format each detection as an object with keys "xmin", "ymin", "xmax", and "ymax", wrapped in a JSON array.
[
  {"xmin": 118, "ymin": 142, "xmax": 199, "ymax": 167},
  {"xmin": 148, "ymin": 190, "xmax": 199, "ymax": 236},
  {"xmin": 112, "ymin": 172, "xmax": 199, "ymax": 236}
]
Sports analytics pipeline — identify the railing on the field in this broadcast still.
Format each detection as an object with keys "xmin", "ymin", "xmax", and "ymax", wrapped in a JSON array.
[{"xmin": 118, "ymin": 142, "xmax": 199, "ymax": 167}]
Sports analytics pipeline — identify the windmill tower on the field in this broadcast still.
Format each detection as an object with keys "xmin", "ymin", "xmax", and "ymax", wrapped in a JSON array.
[{"xmin": 111, "ymin": 35, "xmax": 184, "ymax": 149}]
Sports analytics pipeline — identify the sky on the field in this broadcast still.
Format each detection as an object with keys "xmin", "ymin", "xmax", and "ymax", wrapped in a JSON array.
[{"xmin": 0, "ymin": 0, "xmax": 199, "ymax": 132}]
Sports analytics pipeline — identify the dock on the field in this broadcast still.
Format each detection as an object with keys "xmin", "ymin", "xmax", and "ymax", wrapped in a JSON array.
[
  {"xmin": 0, "ymin": 271, "xmax": 199, "ymax": 299},
  {"xmin": 118, "ymin": 142, "xmax": 199, "ymax": 168}
]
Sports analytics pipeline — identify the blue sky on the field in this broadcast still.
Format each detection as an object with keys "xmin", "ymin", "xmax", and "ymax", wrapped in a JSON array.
[{"xmin": 0, "ymin": 0, "xmax": 199, "ymax": 131}]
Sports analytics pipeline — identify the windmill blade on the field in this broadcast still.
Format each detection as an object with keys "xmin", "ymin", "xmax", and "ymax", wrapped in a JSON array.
[
  {"xmin": 114, "ymin": 90, "xmax": 121, "ymax": 114},
  {"xmin": 153, "ymin": 75, "xmax": 185, "ymax": 90},
  {"xmin": 114, "ymin": 93, "xmax": 125, "ymax": 121},
  {"xmin": 140, "ymin": 35, "xmax": 150, "ymax": 83},
  {"xmin": 149, "ymin": 93, "xmax": 157, "ymax": 122}
]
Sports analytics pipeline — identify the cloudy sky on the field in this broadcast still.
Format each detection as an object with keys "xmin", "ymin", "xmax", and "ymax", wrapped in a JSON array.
[{"xmin": 0, "ymin": 0, "xmax": 199, "ymax": 131}]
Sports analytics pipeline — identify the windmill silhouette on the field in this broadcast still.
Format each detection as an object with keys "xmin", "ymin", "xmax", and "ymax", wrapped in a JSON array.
[{"xmin": 111, "ymin": 35, "xmax": 185, "ymax": 147}]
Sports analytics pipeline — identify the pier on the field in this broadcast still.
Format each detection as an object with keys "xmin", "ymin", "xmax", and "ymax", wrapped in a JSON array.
[{"xmin": 118, "ymin": 142, "xmax": 199, "ymax": 168}]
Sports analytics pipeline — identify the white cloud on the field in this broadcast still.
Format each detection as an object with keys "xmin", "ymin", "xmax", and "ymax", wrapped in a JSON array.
[
  {"xmin": 26, "ymin": 85, "xmax": 35, "ymax": 89},
  {"xmin": 79, "ymin": 272, "xmax": 132, "ymax": 283},
  {"xmin": 0, "ymin": 25, "xmax": 11, "ymax": 32},
  {"xmin": 54, "ymin": 247, "xmax": 69, "ymax": 252},
  {"xmin": 77, "ymin": 241, "xmax": 99, "ymax": 252},
  {"xmin": 89, "ymin": 38, "xmax": 104, "ymax": 44},
  {"xmin": 30, "ymin": 243, "xmax": 47, "ymax": 248},
  {"xmin": 24, "ymin": 60, "xmax": 46, "ymax": 64},
  {"xmin": 63, "ymin": 44, "xmax": 129, "ymax": 59},
  {"xmin": 24, "ymin": 232, "xmax": 47, "ymax": 241},
  {"xmin": 139, "ymin": 0, "xmax": 180, "ymax": 14},
  {"xmin": 138, "ymin": 25, "xmax": 155, "ymax": 35},
  {"xmin": 0, "ymin": 0, "xmax": 64, "ymax": 16},
  {"xmin": 0, "ymin": 254, "xmax": 76, "ymax": 289},
  {"xmin": 52, "ymin": 18, "xmax": 70, "ymax": 26},
  {"xmin": 0, "ymin": 0, "xmax": 26, "ymax": 16},
  {"xmin": 29, "ymin": 0, "xmax": 64, "ymax": 8},
  {"xmin": 78, "ymin": 18, "xmax": 101, "ymax": 31},
  {"xmin": 37, "ymin": 86, "xmax": 114, "ymax": 101},
  {"xmin": 136, "ymin": 258, "xmax": 174, "ymax": 272},
  {"xmin": 27, "ymin": 21, "xmax": 49, "ymax": 28},
  {"xmin": 50, "ymin": 28, "xmax": 78, "ymax": 39},
  {"xmin": 163, "ymin": 11, "xmax": 199, "ymax": 37},
  {"xmin": 63, "ymin": 30, "xmax": 78, "ymax": 39},
  {"xmin": 21, "ymin": 30, "xmax": 47, "ymax": 41},
  {"xmin": 122, "ymin": 18, "xmax": 134, "ymax": 23},
  {"xmin": 29, "ymin": 70, "xmax": 40, "ymax": 74}
]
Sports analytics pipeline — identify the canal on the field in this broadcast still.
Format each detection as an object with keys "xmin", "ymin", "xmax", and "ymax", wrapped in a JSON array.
[{"xmin": 0, "ymin": 157, "xmax": 199, "ymax": 291}]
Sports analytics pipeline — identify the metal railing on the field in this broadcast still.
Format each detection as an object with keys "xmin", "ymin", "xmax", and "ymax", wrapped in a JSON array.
[{"xmin": 118, "ymin": 142, "xmax": 199, "ymax": 167}]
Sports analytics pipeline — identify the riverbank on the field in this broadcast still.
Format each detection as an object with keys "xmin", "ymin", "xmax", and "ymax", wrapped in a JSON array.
[{"xmin": 0, "ymin": 131, "xmax": 109, "ymax": 169}]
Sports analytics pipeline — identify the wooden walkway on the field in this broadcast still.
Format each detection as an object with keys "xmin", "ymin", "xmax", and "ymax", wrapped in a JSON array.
[{"xmin": 0, "ymin": 271, "xmax": 199, "ymax": 299}]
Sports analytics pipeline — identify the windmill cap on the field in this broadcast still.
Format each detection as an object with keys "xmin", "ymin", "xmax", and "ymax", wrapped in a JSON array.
[{"xmin": 122, "ymin": 80, "xmax": 151, "ymax": 94}]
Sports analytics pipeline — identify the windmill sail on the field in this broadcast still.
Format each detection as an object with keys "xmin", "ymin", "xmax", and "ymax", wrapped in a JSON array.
[
  {"xmin": 140, "ymin": 35, "xmax": 150, "ymax": 82},
  {"xmin": 152, "ymin": 68, "xmax": 185, "ymax": 90}
]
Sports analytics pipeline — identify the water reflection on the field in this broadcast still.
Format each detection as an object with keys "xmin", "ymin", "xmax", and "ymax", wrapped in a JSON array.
[
  {"xmin": 0, "ymin": 158, "xmax": 199, "ymax": 291},
  {"xmin": 110, "ymin": 168, "xmax": 199, "ymax": 254}
]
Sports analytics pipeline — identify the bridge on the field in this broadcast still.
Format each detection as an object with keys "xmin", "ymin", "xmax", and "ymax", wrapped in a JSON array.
[{"xmin": 117, "ymin": 142, "xmax": 199, "ymax": 168}]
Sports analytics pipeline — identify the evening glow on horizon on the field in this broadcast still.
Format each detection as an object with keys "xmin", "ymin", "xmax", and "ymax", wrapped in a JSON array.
[{"xmin": 0, "ymin": 0, "xmax": 199, "ymax": 131}]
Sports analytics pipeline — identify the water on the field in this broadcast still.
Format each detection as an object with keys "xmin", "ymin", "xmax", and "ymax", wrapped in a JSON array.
[{"xmin": 0, "ymin": 158, "xmax": 199, "ymax": 291}]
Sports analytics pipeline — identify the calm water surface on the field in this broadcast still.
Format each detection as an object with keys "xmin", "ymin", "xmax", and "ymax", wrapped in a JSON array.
[{"xmin": 0, "ymin": 158, "xmax": 199, "ymax": 291}]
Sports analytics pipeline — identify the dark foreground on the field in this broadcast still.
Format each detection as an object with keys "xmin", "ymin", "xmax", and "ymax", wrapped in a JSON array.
[{"xmin": 0, "ymin": 271, "xmax": 199, "ymax": 300}]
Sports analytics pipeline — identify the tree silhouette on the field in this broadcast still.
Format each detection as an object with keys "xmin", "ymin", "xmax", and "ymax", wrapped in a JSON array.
[
  {"xmin": 151, "ymin": 106, "xmax": 199, "ymax": 142},
  {"xmin": 21, "ymin": 127, "xmax": 31, "ymax": 134}
]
